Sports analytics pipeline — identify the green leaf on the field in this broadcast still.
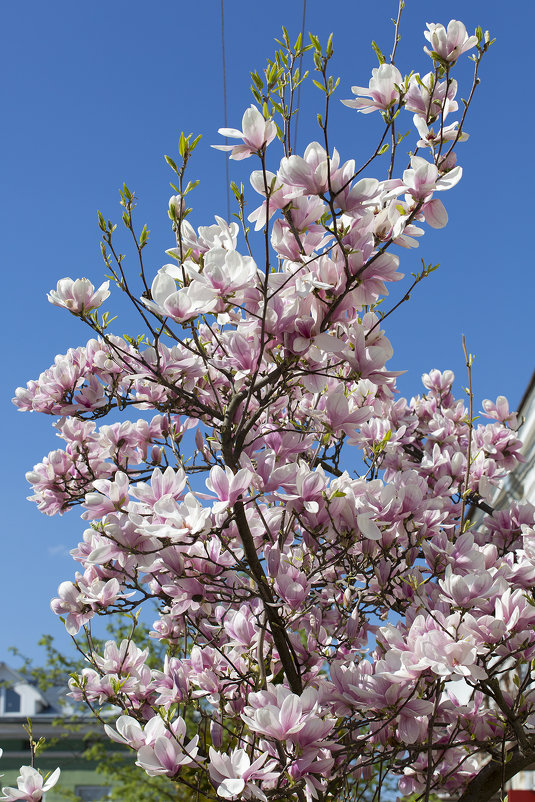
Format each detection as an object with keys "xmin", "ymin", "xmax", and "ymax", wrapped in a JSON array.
[
  {"xmin": 396, "ymin": 129, "xmax": 411, "ymax": 145},
  {"xmin": 327, "ymin": 75, "xmax": 340, "ymax": 95},
  {"xmin": 184, "ymin": 179, "xmax": 199, "ymax": 194},
  {"xmin": 371, "ymin": 40, "xmax": 386, "ymax": 64},
  {"xmin": 309, "ymin": 33, "xmax": 321, "ymax": 52},
  {"xmin": 230, "ymin": 181, "xmax": 242, "ymax": 201},
  {"xmin": 164, "ymin": 155, "xmax": 178, "ymax": 174},
  {"xmin": 251, "ymin": 70, "xmax": 263, "ymax": 90},
  {"xmin": 267, "ymin": 61, "xmax": 278, "ymax": 85},
  {"xmin": 139, "ymin": 224, "xmax": 150, "ymax": 246}
]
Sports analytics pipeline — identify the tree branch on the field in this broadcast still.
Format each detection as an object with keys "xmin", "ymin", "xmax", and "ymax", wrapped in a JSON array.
[{"xmin": 458, "ymin": 747, "xmax": 535, "ymax": 802}]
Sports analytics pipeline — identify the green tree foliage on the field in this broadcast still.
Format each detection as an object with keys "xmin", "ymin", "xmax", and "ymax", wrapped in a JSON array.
[{"xmin": 11, "ymin": 616, "xmax": 210, "ymax": 802}]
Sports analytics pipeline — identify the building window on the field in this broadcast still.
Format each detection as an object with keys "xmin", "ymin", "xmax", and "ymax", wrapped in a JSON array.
[
  {"xmin": 4, "ymin": 688, "xmax": 20, "ymax": 713},
  {"xmin": 74, "ymin": 786, "xmax": 111, "ymax": 802}
]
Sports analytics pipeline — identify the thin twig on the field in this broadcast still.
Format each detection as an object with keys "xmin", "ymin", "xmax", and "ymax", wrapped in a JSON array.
[{"xmin": 460, "ymin": 334, "xmax": 474, "ymax": 532}]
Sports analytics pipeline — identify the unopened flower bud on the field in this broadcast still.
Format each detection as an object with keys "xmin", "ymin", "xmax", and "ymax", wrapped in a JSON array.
[
  {"xmin": 210, "ymin": 719, "xmax": 223, "ymax": 748},
  {"xmin": 343, "ymin": 587, "xmax": 352, "ymax": 608},
  {"xmin": 169, "ymin": 194, "xmax": 185, "ymax": 220},
  {"xmin": 151, "ymin": 445, "xmax": 162, "ymax": 464},
  {"xmin": 266, "ymin": 546, "xmax": 281, "ymax": 577}
]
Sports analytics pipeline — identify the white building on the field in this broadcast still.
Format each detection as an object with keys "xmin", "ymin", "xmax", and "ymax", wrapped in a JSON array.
[
  {"xmin": 0, "ymin": 662, "xmax": 112, "ymax": 802},
  {"xmin": 463, "ymin": 372, "xmax": 535, "ymax": 799}
]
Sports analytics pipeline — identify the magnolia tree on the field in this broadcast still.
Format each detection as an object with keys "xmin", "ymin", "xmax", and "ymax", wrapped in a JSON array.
[{"xmin": 13, "ymin": 7, "xmax": 535, "ymax": 802}]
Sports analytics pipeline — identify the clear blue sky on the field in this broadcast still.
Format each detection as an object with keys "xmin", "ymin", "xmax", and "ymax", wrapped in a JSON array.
[{"xmin": 2, "ymin": 0, "xmax": 533, "ymax": 665}]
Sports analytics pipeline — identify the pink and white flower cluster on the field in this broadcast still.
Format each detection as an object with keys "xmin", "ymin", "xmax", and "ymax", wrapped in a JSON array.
[
  {"xmin": 105, "ymin": 714, "xmax": 200, "ymax": 776},
  {"xmin": 14, "ymin": 16, "xmax": 516, "ymax": 802}
]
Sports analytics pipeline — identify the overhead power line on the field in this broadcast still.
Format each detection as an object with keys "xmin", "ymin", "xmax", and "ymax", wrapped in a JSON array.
[
  {"xmin": 220, "ymin": 0, "xmax": 231, "ymax": 220},
  {"xmin": 293, "ymin": 0, "xmax": 307, "ymax": 154},
  {"xmin": 219, "ymin": 0, "xmax": 307, "ymax": 216}
]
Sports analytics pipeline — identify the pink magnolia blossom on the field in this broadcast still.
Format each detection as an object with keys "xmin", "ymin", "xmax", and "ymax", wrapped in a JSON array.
[
  {"xmin": 278, "ymin": 142, "xmax": 340, "ymax": 195},
  {"xmin": 106, "ymin": 715, "xmax": 200, "ymax": 776},
  {"xmin": 130, "ymin": 466, "xmax": 188, "ymax": 508},
  {"xmin": 48, "ymin": 278, "xmax": 110, "ymax": 314},
  {"xmin": 424, "ymin": 21, "xmax": 478, "ymax": 63},
  {"xmin": 318, "ymin": 384, "xmax": 373, "ymax": 435},
  {"xmin": 171, "ymin": 216, "xmax": 239, "ymax": 260},
  {"xmin": 202, "ymin": 248, "xmax": 258, "ymax": 294},
  {"xmin": 1, "ymin": 767, "xmax": 60, "ymax": 802},
  {"xmin": 274, "ymin": 562, "xmax": 310, "ymax": 609},
  {"xmin": 247, "ymin": 169, "xmax": 301, "ymax": 230},
  {"xmin": 136, "ymin": 734, "xmax": 200, "ymax": 776},
  {"xmin": 214, "ymin": 105, "xmax": 277, "ymax": 160},
  {"xmin": 105, "ymin": 715, "xmax": 147, "ymax": 750},
  {"xmin": 50, "ymin": 579, "xmax": 92, "ymax": 635},
  {"xmin": 208, "ymin": 747, "xmax": 278, "ymax": 800},
  {"xmin": 276, "ymin": 461, "xmax": 327, "ymax": 514},
  {"xmin": 413, "ymin": 114, "xmax": 468, "ymax": 150},
  {"xmin": 241, "ymin": 685, "xmax": 334, "ymax": 747},
  {"xmin": 342, "ymin": 64, "xmax": 404, "ymax": 114},
  {"xmin": 145, "ymin": 492, "xmax": 212, "ymax": 541},
  {"xmin": 422, "ymin": 197, "xmax": 449, "ymax": 228},
  {"xmin": 402, "ymin": 155, "xmax": 462, "ymax": 201},
  {"xmin": 405, "ymin": 73, "xmax": 458, "ymax": 120},
  {"xmin": 143, "ymin": 268, "xmax": 219, "ymax": 322},
  {"xmin": 481, "ymin": 396, "xmax": 519, "ymax": 429},
  {"xmin": 378, "ymin": 613, "xmax": 488, "ymax": 683},
  {"xmin": 205, "ymin": 466, "xmax": 253, "ymax": 513}
]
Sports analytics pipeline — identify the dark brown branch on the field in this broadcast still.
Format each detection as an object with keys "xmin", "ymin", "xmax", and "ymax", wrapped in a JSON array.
[
  {"xmin": 232, "ymin": 500, "xmax": 303, "ymax": 695},
  {"xmin": 458, "ymin": 747, "xmax": 535, "ymax": 802}
]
